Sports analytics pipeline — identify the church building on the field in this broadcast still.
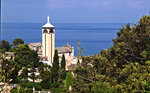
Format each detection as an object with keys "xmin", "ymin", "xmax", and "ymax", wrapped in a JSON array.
[{"xmin": 28, "ymin": 16, "xmax": 77, "ymax": 70}]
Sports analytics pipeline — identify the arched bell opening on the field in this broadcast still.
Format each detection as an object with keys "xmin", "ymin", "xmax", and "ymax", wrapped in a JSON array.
[{"xmin": 43, "ymin": 29, "xmax": 48, "ymax": 33}]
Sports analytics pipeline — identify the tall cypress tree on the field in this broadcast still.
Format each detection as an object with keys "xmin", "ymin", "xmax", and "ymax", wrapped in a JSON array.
[
  {"xmin": 60, "ymin": 54, "xmax": 66, "ymax": 80},
  {"xmin": 51, "ymin": 49, "xmax": 59, "ymax": 83}
]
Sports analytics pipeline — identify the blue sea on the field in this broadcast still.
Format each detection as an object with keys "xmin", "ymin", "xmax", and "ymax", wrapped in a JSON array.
[{"xmin": 1, "ymin": 23, "xmax": 128, "ymax": 56}]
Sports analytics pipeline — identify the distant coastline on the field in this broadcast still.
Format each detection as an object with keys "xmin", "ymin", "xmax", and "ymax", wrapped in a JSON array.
[{"xmin": 1, "ymin": 23, "xmax": 131, "ymax": 56}]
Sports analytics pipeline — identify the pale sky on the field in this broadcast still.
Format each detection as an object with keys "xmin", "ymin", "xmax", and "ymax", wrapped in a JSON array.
[{"xmin": 2, "ymin": 0, "xmax": 150, "ymax": 23}]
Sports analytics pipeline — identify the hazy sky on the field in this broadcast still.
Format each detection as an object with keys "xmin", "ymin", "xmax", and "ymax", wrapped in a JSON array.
[{"xmin": 2, "ymin": 0, "xmax": 150, "ymax": 23}]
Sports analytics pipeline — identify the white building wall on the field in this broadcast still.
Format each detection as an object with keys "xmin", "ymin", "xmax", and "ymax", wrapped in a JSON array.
[
  {"xmin": 42, "ymin": 28, "xmax": 55, "ymax": 63},
  {"xmin": 42, "ymin": 29, "xmax": 46, "ymax": 57}
]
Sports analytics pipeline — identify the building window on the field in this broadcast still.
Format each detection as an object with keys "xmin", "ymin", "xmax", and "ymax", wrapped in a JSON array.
[
  {"xmin": 50, "ymin": 29, "xmax": 54, "ymax": 33},
  {"xmin": 43, "ymin": 29, "xmax": 47, "ymax": 33}
]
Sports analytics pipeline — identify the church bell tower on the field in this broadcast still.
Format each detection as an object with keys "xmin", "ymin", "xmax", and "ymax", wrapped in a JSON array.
[{"xmin": 42, "ymin": 16, "xmax": 55, "ymax": 62}]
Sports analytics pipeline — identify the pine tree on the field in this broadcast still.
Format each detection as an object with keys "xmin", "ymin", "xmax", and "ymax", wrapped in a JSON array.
[
  {"xmin": 12, "ymin": 38, "xmax": 24, "ymax": 46},
  {"xmin": 60, "ymin": 54, "xmax": 66, "ymax": 80},
  {"xmin": 51, "ymin": 49, "xmax": 59, "ymax": 83}
]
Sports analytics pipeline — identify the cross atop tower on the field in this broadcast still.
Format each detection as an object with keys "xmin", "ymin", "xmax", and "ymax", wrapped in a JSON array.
[{"xmin": 47, "ymin": 16, "xmax": 50, "ymax": 23}]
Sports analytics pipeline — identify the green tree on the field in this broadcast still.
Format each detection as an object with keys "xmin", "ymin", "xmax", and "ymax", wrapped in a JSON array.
[
  {"xmin": 51, "ymin": 49, "xmax": 59, "ymax": 83},
  {"xmin": 41, "ymin": 71, "xmax": 52, "ymax": 89},
  {"xmin": 10, "ymin": 44, "xmax": 35, "ymax": 83},
  {"xmin": 12, "ymin": 38, "xmax": 24, "ymax": 46},
  {"xmin": 0, "ymin": 40, "xmax": 11, "ymax": 52},
  {"xmin": 65, "ymin": 71, "xmax": 73, "ymax": 91},
  {"xmin": 60, "ymin": 54, "xmax": 66, "ymax": 80},
  {"xmin": 28, "ymin": 50, "xmax": 40, "ymax": 83},
  {"xmin": 38, "ymin": 62, "xmax": 52, "ymax": 89},
  {"xmin": 11, "ymin": 44, "xmax": 41, "ymax": 91},
  {"xmin": 73, "ymin": 15, "xmax": 150, "ymax": 92}
]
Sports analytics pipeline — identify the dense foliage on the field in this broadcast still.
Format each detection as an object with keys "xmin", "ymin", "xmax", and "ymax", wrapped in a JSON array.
[
  {"xmin": 1, "ymin": 15, "xmax": 150, "ymax": 93},
  {"xmin": 0, "ymin": 39, "xmax": 41, "ymax": 92},
  {"xmin": 12, "ymin": 38, "xmax": 24, "ymax": 46},
  {"xmin": 0, "ymin": 40, "xmax": 11, "ymax": 52},
  {"xmin": 60, "ymin": 54, "xmax": 66, "ymax": 80},
  {"xmin": 0, "ymin": 40, "xmax": 69, "ymax": 92},
  {"xmin": 28, "ymin": 50, "xmax": 40, "ymax": 83},
  {"xmin": 73, "ymin": 15, "xmax": 150, "ymax": 92}
]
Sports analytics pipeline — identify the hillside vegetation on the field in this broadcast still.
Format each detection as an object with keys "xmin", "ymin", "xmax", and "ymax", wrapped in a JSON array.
[
  {"xmin": 73, "ymin": 15, "xmax": 150, "ymax": 93},
  {"xmin": 0, "ymin": 15, "xmax": 150, "ymax": 93}
]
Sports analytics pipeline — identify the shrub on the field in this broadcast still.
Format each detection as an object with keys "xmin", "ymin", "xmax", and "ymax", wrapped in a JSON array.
[{"xmin": 10, "ymin": 88, "xmax": 17, "ymax": 93}]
